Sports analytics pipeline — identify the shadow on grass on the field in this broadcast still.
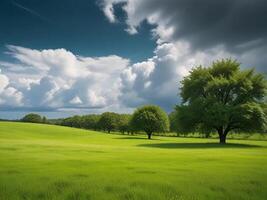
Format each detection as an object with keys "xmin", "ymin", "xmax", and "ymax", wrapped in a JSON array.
[
  {"xmin": 114, "ymin": 136, "xmax": 160, "ymax": 140},
  {"xmin": 137, "ymin": 142, "xmax": 262, "ymax": 149}
]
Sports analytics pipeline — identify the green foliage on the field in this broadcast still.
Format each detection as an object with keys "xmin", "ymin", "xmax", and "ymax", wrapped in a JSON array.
[
  {"xmin": 179, "ymin": 59, "xmax": 267, "ymax": 143},
  {"xmin": 21, "ymin": 113, "xmax": 43, "ymax": 123},
  {"xmin": 60, "ymin": 113, "xmax": 132, "ymax": 133},
  {"xmin": 131, "ymin": 105, "xmax": 169, "ymax": 139},
  {"xmin": 61, "ymin": 115, "xmax": 100, "ymax": 130},
  {"xmin": 98, "ymin": 112, "xmax": 120, "ymax": 133},
  {"xmin": 80, "ymin": 115, "xmax": 100, "ymax": 130},
  {"xmin": 117, "ymin": 114, "xmax": 132, "ymax": 134},
  {"xmin": 61, "ymin": 115, "xmax": 82, "ymax": 128},
  {"xmin": 169, "ymin": 111, "xmax": 181, "ymax": 135}
]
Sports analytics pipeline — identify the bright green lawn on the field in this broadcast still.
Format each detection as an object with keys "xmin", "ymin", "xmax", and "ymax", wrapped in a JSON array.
[{"xmin": 0, "ymin": 122, "xmax": 267, "ymax": 200}]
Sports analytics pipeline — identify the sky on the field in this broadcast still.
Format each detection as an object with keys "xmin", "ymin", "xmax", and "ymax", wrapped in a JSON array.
[{"xmin": 0, "ymin": 0, "xmax": 266, "ymax": 119}]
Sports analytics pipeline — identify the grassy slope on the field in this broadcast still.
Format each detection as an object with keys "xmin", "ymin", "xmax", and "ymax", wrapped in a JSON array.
[{"xmin": 0, "ymin": 122, "xmax": 267, "ymax": 200}]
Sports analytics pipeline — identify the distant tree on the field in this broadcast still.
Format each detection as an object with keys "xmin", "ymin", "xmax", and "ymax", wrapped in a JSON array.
[
  {"xmin": 117, "ymin": 114, "xmax": 132, "ymax": 134},
  {"xmin": 61, "ymin": 117, "xmax": 73, "ymax": 127},
  {"xmin": 169, "ymin": 111, "xmax": 180, "ymax": 136},
  {"xmin": 80, "ymin": 115, "xmax": 100, "ymax": 130},
  {"xmin": 47, "ymin": 118, "xmax": 64, "ymax": 125},
  {"xmin": 42, "ymin": 116, "xmax": 47, "ymax": 124},
  {"xmin": 61, "ymin": 115, "xmax": 82, "ymax": 128},
  {"xmin": 71, "ymin": 115, "xmax": 82, "ymax": 128},
  {"xmin": 131, "ymin": 105, "xmax": 169, "ymax": 139},
  {"xmin": 98, "ymin": 112, "xmax": 119, "ymax": 133},
  {"xmin": 178, "ymin": 59, "xmax": 267, "ymax": 143},
  {"xmin": 21, "ymin": 113, "xmax": 43, "ymax": 123}
]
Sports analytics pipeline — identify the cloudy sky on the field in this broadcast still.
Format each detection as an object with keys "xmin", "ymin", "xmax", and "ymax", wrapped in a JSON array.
[{"xmin": 0, "ymin": 0, "xmax": 266, "ymax": 119}]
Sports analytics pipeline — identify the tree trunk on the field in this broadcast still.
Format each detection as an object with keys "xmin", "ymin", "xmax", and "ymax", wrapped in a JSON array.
[
  {"xmin": 219, "ymin": 134, "xmax": 226, "ymax": 144},
  {"xmin": 147, "ymin": 132, "xmax": 152, "ymax": 139},
  {"xmin": 218, "ymin": 127, "xmax": 229, "ymax": 144}
]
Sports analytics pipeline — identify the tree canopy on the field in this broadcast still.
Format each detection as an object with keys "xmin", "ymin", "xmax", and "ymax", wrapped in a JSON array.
[
  {"xmin": 80, "ymin": 115, "xmax": 100, "ymax": 130},
  {"xmin": 117, "ymin": 114, "xmax": 132, "ymax": 134},
  {"xmin": 178, "ymin": 59, "xmax": 267, "ymax": 143},
  {"xmin": 131, "ymin": 105, "xmax": 169, "ymax": 139},
  {"xmin": 98, "ymin": 112, "xmax": 120, "ymax": 133},
  {"xmin": 21, "ymin": 113, "xmax": 43, "ymax": 123},
  {"xmin": 169, "ymin": 111, "xmax": 180, "ymax": 135}
]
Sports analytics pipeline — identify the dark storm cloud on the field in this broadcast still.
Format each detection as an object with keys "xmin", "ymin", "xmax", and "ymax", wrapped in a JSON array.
[
  {"xmin": 135, "ymin": 0, "xmax": 267, "ymax": 53},
  {"xmin": 103, "ymin": 0, "xmax": 267, "ymax": 72}
]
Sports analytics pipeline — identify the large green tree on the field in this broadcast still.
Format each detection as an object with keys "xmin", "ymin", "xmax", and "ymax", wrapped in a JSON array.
[
  {"xmin": 131, "ymin": 105, "xmax": 169, "ymax": 139},
  {"xmin": 178, "ymin": 59, "xmax": 267, "ymax": 143}
]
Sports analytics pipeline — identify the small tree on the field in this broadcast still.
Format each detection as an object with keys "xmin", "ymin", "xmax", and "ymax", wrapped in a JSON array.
[
  {"xmin": 98, "ymin": 112, "xmax": 119, "ymax": 133},
  {"xmin": 21, "ymin": 113, "xmax": 43, "ymax": 123},
  {"xmin": 131, "ymin": 105, "xmax": 169, "ymax": 139},
  {"xmin": 178, "ymin": 59, "xmax": 267, "ymax": 143}
]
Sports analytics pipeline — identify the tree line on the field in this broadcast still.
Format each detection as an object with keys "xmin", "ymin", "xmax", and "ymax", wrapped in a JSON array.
[
  {"xmin": 61, "ymin": 113, "xmax": 132, "ymax": 134},
  {"xmin": 20, "ymin": 59, "xmax": 267, "ymax": 143},
  {"xmin": 21, "ymin": 105, "xmax": 170, "ymax": 139}
]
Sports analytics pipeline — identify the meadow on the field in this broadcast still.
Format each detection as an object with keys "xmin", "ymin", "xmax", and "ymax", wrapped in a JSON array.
[{"xmin": 0, "ymin": 121, "xmax": 267, "ymax": 200}]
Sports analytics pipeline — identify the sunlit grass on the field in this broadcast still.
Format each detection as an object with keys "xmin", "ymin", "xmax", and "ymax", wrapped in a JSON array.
[{"xmin": 0, "ymin": 122, "xmax": 267, "ymax": 200}]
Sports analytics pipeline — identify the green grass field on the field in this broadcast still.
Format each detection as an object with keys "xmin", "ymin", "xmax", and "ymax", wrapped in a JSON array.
[{"xmin": 0, "ymin": 122, "xmax": 267, "ymax": 200}]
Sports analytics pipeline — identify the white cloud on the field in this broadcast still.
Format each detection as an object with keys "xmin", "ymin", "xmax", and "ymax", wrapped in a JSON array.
[
  {"xmin": 0, "ymin": 70, "xmax": 9, "ymax": 93},
  {"xmin": 69, "ymin": 96, "xmax": 82, "ymax": 105},
  {"xmin": 0, "ymin": 45, "xmax": 130, "ymax": 111},
  {"xmin": 0, "ymin": 70, "xmax": 23, "ymax": 106},
  {"xmin": 0, "ymin": 87, "xmax": 23, "ymax": 106},
  {"xmin": 119, "ymin": 41, "xmax": 234, "ymax": 110}
]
